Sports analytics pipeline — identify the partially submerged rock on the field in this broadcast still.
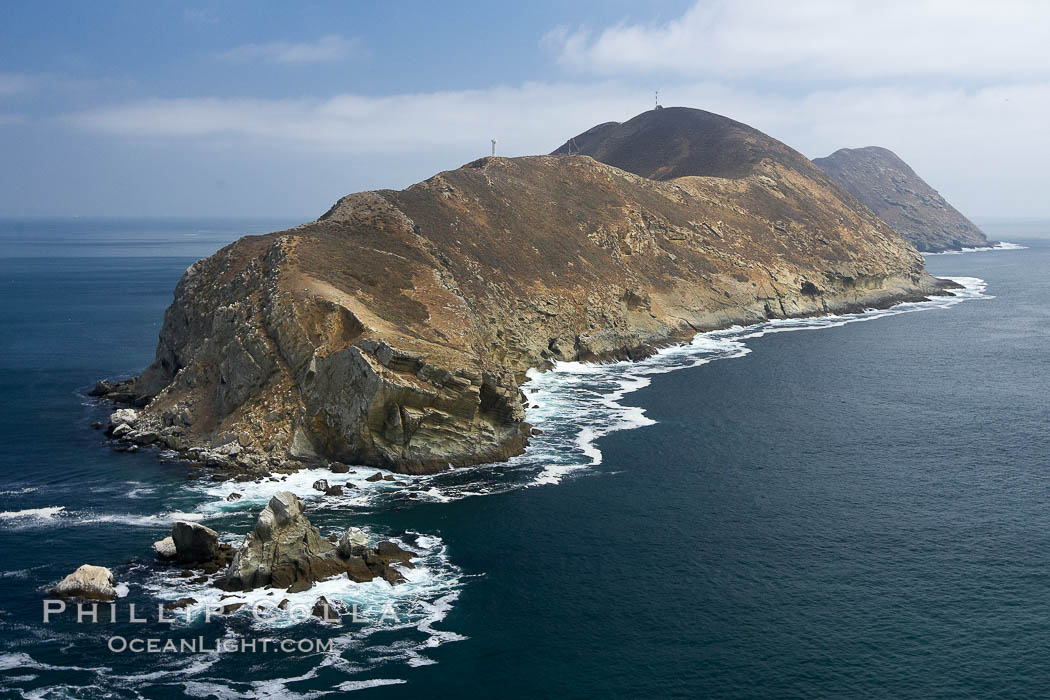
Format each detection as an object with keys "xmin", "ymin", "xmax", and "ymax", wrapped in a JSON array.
[
  {"xmin": 153, "ymin": 536, "xmax": 177, "ymax": 560},
  {"xmin": 89, "ymin": 380, "xmax": 115, "ymax": 397},
  {"xmin": 286, "ymin": 580, "xmax": 313, "ymax": 593},
  {"xmin": 374, "ymin": 540, "xmax": 414, "ymax": 564},
  {"xmin": 345, "ymin": 538, "xmax": 415, "ymax": 584},
  {"xmin": 51, "ymin": 564, "xmax": 117, "ymax": 601},
  {"xmin": 368, "ymin": 541, "xmax": 414, "ymax": 584},
  {"xmin": 345, "ymin": 556, "xmax": 375, "ymax": 583},
  {"xmin": 107, "ymin": 408, "xmax": 140, "ymax": 434},
  {"xmin": 336, "ymin": 527, "xmax": 369, "ymax": 558},
  {"xmin": 92, "ymin": 378, "xmax": 149, "ymax": 406},
  {"xmin": 312, "ymin": 596, "xmax": 340, "ymax": 624},
  {"xmin": 172, "ymin": 521, "xmax": 219, "ymax": 564}
]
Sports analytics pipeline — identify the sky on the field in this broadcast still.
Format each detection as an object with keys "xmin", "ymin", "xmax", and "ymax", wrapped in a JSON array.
[{"xmin": 1, "ymin": 0, "xmax": 1048, "ymax": 219}]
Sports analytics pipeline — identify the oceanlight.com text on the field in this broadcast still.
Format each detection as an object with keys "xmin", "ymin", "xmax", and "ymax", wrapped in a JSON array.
[{"xmin": 107, "ymin": 636, "xmax": 334, "ymax": 654}]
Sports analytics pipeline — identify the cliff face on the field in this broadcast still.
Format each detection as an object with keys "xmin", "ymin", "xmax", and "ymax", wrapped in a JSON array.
[
  {"xmin": 102, "ymin": 108, "xmax": 953, "ymax": 474},
  {"xmin": 812, "ymin": 146, "xmax": 990, "ymax": 252}
]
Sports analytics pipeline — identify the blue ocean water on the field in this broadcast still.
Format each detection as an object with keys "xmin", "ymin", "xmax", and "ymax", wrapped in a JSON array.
[{"xmin": 0, "ymin": 218, "xmax": 1047, "ymax": 698}]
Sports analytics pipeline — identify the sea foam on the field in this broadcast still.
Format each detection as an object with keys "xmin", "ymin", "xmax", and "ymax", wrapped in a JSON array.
[
  {"xmin": 189, "ymin": 465, "xmax": 421, "ymax": 516},
  {"xmin": 925, "ymin": 241, "xmax": 1027, "ymax": 255},
  {"xmin": 0, "ymin": 506, "xmax": 65, "ymax": 524}
]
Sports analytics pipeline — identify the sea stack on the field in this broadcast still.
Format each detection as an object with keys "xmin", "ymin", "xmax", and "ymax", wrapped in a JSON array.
[
  {"xmin": 812, "ymin": 146, "xmax": 991, "ymax": 253},
  {"xmin": 95, "ymin": 106, "xmax": 956, "ymax": 474}
]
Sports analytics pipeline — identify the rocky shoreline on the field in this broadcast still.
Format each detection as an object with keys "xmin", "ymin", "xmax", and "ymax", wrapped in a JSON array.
[{"xmin": 92, "ymin": 276, "xmax": 957, "ymax": 478}]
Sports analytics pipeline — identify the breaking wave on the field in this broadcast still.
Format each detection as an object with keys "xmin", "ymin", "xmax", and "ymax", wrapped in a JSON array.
[
  {"xmin": 925, "ymin": 242, "xmax": 1027, "ymax": 255},
  {"xmin": 0, "ymin": 507, "xmax": 210, "ymax": 531},
  {"xmin": 0, "ymin": 506, "xmax": 65, "ymax": 525},
  {"xmin": 188, "ymin": 466, "xmax": 421, "ymax": 517}
]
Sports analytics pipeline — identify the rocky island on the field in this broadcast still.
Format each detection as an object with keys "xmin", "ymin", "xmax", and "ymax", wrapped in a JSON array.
[
  {"xmin": 812, "ymin": 146, "xmax": 991, "ymax": 253},
  {"xmin": 95, "ymin": 107, "xmax": 957, "ymax": 475}
]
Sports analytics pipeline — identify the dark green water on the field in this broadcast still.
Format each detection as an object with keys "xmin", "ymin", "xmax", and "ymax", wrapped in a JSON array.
[{"xmin": 0, "ymin": 219, "xmax": 1047, "ymax": 698}]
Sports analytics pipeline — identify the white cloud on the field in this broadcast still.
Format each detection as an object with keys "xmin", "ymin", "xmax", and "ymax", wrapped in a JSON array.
[
  {"xmin": 51, "ymin": 3, "xmax": 1050, "ymax": 217},
  {"xmin": 220, "ymin": 35, "xmax": 363, "ymax": 65},
  {"xmin": 64, "ymin": 84, "xmax": 641, "ymax": 155},
  {"xmin": 546, "ymin": 0, "xmax": 1050, "ymax": 82},
  {"xmin": 63, "ymin": 79, "xmax": 1050, "ymax": 215}
]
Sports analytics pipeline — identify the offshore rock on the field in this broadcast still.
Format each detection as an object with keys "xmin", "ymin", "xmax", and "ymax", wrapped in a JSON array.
[
  {"xmin": 50, "ymin": 564, "xmax": 117, "ymax": 601},
  {"xmin": 343, "ymin": 539, "xmax": 415, "ymax": 585},
  {"xmin": 336, "ymin": 527, "xmax": 369, "ymax": 558},
  {"xmin": 100, "ymin": 107, "xmax": 954, "ymax": 473},
  {"xmin": 172, "ymin": 521, "xmax": 219, "ymax": 564},
  {"xmin": 153, "ymin": 536, "xmax": 177, "ymax": 560},
  {"xmin": 222, "ymin": 492, "xmax": 348, "ymax": 591},
  {"xmin": 312, "ymin": 596, "xmax": 341, "ymax": 624}
]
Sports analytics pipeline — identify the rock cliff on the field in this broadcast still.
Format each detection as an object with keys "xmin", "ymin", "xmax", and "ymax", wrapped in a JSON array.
[
  {"xmin": 812, "ymin": 146, "xmax": 990, "ymax": 252},
  {"xmin": 98, "ymin": 107, "xmax": 955, "ymax": 474}
]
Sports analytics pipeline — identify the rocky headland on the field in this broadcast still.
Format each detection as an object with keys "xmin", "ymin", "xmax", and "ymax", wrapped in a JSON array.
[
  {"xmin": 94, "ymin": 107, "xmax": 957, "ymax": 475},
  {"xmin": 812, "ymin": 146, "xmax": 991, "ymax": 253}
]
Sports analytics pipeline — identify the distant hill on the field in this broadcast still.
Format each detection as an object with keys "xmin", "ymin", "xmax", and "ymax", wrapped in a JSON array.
[
  {"xmin": 552, "ymin": 106, "xmax": 816, "ymax": 180},
  {"xmin": 813, "ymin": 147, "xmax": 991, "ymax": 252}
]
